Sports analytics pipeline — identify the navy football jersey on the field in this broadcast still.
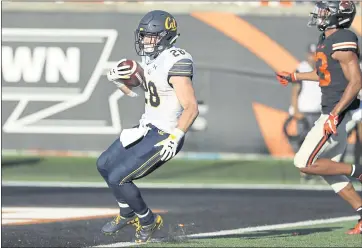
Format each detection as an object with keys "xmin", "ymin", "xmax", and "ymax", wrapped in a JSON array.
[{"xmin": 315, "ymin": 29, "xmax": 360, "ymax": 114}]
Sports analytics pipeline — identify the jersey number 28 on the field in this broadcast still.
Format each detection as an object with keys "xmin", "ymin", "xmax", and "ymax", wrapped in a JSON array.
[
  {"xmin": 315, "ymin": 52, "xmax": 331, "ymax": 86},
  {"xmin": 170, "ymin": 49, "xmax": 185, "ymax": 57},
  {"xmin": 142, "ymin": 81, "xmax": 160, "ymax": 107}
]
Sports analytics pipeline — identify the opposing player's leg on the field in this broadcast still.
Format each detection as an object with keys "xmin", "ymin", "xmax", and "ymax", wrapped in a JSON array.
[
  {"xmin": 356, "ymin": 122, "xmax": 362, "ymax": 167},
  {"xmin": 341, "ymin": 117, "xmax": 362, "ymax": 234},
  {"xmin": 295, "ymin": 113, "xmax": 362, "ymax": 180},
  {"xmin": 339, "ymin": 117, "xmax": 356, "ymax": 163},
  {"xmin": 350, "ymin": 104, "xmax": 362, "ymax": 167},
  {"xmin": 294, "ymin": 113, "xmax": 362, "ymax": 234},
  {"xmin": 339, "ymin": 182, "xmax": 362, "ymax": 234},
  {"xmin": 319, "ymin": 144, "xmax": 362, "ymax": 234},
  {"xmin": 299, "ymin": 113, "xmax": 323, "ymax": 184},
  {"xmin": 96, "ymin": 138, "xmax": 141, "ymax": 235}
]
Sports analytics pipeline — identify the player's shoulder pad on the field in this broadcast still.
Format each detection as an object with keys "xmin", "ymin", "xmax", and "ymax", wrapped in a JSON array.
[
  {"xmin": 331, "ymin": 29, "xmax": 359, "ymax": 53},
  {"xmin": 166, "ymin": 47, "xmax": 194, "ymax": 78}
]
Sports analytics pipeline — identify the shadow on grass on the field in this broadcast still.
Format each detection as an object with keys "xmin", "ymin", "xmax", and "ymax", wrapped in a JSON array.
[{"xmin": 1, "ymin": 157, "xmax": 44, "ymax": 167}]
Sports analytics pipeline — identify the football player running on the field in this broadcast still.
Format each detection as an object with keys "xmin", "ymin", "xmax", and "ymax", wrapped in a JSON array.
[
  {"xmin": 276, "ymin": 1, "xmax": 362, "ymax": 234},
  {"xmin": 97, "ymin": 10, "xmax": 198, "ymax": 242}
]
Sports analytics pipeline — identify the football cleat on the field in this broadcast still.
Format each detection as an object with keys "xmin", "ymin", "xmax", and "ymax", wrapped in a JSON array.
[
  {"xmin": 135, "ymin": 214, "xmax": 163, "ymax": 243},
  {"xmin": 346, "ymin": 219, "xmax": 362, "ymax": 235},
  {"xmin": 101, "ymin": 214, "xmax": 139, "ymax": 235}
]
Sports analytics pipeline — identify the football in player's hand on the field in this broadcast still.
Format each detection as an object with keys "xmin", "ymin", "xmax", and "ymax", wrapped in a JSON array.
[{"xmin": 118, "ymin": 59, "xmax": 145, "ymax": 87}]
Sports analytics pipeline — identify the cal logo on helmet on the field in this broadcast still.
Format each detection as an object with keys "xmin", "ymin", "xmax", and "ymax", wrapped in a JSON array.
[{"xmin": 164, "ymin": 17, "xmax": 177, "ymax": 31}]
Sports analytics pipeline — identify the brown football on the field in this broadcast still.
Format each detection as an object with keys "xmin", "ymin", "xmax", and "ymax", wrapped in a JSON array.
[{"xmin": 117, "ymin": 59, "xmax": 145, "ymax": 87}]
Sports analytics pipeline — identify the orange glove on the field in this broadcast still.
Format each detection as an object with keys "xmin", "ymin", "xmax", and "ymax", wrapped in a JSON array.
[
  {"xmin": 323, "ymin": 113, "xmax": 339, "ymax": 136},
  {"xmin": 276, "ymin": 71, "xmax": 297, "ymax": 86}
]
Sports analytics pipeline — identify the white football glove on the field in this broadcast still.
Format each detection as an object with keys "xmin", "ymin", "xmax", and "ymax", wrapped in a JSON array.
[
  {"xmin": 107, "ymin": 58, "xmax": 134, "ymax": 83},
  {"xmin": 107, "ymin": 59, "xmax": 138, "ymax": 97},
  {"xmin": 155, "ymin": 128, "xmax": 185, "ymax": 161}
]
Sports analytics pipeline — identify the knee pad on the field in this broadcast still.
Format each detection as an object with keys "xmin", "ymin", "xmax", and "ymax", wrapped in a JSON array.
[
  {"xmin": 293, "ymin": 151, "xmax": 307, "ymax": 169},
  {"xmin": 322, "ymin": 175, "xmax": 350, "ymax": 193}
]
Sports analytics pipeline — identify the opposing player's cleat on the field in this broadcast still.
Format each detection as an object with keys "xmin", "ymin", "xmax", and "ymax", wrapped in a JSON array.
[
  {"xmin": 346, "ymin": 219, "xmax": 362, "ymax": 235},
  {"xmin": 101, "ymin": 214, "xmax": 139, "ymax": 235},
  {"xmin": 135, "ymin": 214, "xmax": 163, "ymax": 243}
]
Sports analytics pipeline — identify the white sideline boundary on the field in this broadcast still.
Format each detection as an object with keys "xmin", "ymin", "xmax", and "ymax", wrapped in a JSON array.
[
  {"xmin": 91, "ymin": 215, "xmax": 359, "ymax": 248},
  {"xmin": 4, "ymin": 180, "xmax": 361, "ymax": 191}
]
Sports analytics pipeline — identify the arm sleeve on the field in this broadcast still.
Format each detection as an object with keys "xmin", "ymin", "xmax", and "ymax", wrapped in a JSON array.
[{"xmin": 168, "ymin": 58, "xmax": 194, "ymax": 78}]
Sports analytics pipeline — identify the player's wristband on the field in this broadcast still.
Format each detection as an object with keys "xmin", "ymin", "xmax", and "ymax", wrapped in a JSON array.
[
  {"xmin": 292, "ymin": 72, "xmax": 297, "ymax": 81},
  {"xmin": 170, "ymin": 128, "xmax": 185, "ymax": 143}
]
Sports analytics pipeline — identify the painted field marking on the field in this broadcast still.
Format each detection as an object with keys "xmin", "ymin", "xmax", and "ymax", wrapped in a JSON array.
[
  {"xmin": 91, "ymin": 215, "xmax": 359, "ymax": 247},
  {"xmin": 2, "ymin": 207, "xmax": 167, "ymax": 226}
]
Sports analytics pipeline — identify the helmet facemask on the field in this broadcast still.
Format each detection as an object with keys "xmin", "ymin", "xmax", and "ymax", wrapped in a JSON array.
[
  {"xmin": 135, "ymin": 29, "xmax": 177, "ymax": 58},
  {"xmin": 308, "ymin": 2, "xmax": 332, "ymax": 31}
]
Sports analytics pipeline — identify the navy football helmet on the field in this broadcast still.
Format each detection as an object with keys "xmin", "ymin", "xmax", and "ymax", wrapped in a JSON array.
[{"xmin": 135, "ymin": 10, "xmax": 179, "ymax": 58}]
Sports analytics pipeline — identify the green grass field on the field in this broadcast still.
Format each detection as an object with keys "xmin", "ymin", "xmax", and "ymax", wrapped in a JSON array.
[
  {"xmin": 140, "ymin": 220, "xmax": 361, "ymax": 247},
  {"xmin": 2, "ymin": 155, "xmax": 308, "ymax": 184},
  {"xmin": 3, "ymin": 155, "xmax": 361, "ymax": 187},
  {"xmin": 3, "ymin": 156, "xmax": 361, "ymax": 247}
]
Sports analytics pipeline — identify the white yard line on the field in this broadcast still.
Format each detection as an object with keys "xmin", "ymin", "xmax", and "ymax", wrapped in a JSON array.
[
  {"xmin": 4, "ymin": 180, "xmax": 358, "ymax": 191},
  {"xmin": 188, "ymin": 215, "xmax": 359, "ymax": 238},
  {"xmin": 91, "ymin": 215, "xmax": 359, "ymax": 247},
  {"xmin": 91, "ymin": 242, "xmax": 145, "ymax": 248}
]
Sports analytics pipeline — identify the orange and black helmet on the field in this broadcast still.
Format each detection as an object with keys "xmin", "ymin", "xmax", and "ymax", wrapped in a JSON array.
[{"xmin": 308, "ymin": 1, "xmax": 356, "ymax": 31}]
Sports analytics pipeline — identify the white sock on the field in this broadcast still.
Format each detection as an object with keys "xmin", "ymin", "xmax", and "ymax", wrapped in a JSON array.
[
  {"xmin": 117, "ymin": 202, "xmax": 130, "ymax": 208},
  {"xmin": 136, "ymin": 209, "xmax": 150, "ymax": 218}
]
